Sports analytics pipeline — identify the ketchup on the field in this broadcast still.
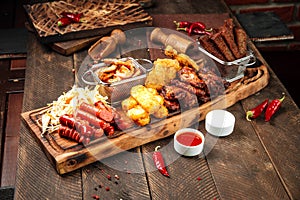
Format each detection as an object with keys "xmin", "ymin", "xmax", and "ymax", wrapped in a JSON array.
[{"xmin": 176, "ymin": 132, "xmax": 202, "ymax": 146}]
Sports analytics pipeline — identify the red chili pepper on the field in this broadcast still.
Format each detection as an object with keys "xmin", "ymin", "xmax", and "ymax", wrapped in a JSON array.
[
  {"xmin": 57, "ymin": 17, "xmax": 72, "ymax": 27},
  {"xmin": 61, "ymin": 12, "xmax": 83, "ymax": 23},
  {"xmin": 192, "ymin": 28, "xmax": 212, "ymax": 36},
  {"xmin": 177, "ymin": 27, "xmax": 211, "ymax": 36},
  {"xmin": 191, "ymin": 22, "xmax": 207, "ymax": 30},
  {"xmin": 174, "ymin": 20, "xmax": 192, "ymax": 28},
  {"xmin": 152, "ymin": 146, "xmax": 170, "ymax": 177},
  {"xmin": 246, "ymin": 99, "xmax": 269, "ymax": 121},
  {"xmin": 265, "ymin": 93, "xmax": 285, "ymax": 122}
]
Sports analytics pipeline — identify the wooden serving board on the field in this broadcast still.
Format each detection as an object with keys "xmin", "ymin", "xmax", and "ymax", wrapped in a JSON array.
[
  {"xmin": 49, "ymin": 35, "xmax": 101, "ymax": 56},
  {"xmin": 21, "ymin": 64, "xmax": 269, "ymax": 174},
  {"xmin": 24, "ymin": 0, "xmax": 152, "ymax": 43}
]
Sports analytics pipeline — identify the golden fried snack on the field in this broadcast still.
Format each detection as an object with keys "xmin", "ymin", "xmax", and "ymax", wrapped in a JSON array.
[
  {"xmin": 147, "ymin": 87, "xmax": 159, "ymax": 95},
  {"xmin": 126, "ymin": 105, "xmax": 150, "ymax": 126},
  {"xmin": 122, "ymin": 85, "xmax": 168, "ymax": 126},
  {"xmin": 145, "ymin": 58, "xmax": 180, "ymax": 90},
  {"xmin": 164, "ymin": 45, "xmax": 201, "ymax": 71},
  {"xmin": 130, "ymin": 85, "xmax": 162, "ymax": 114},
  {"xmin": 121, "ymin": 96, "xmax": 138, "ymax": 111},
  {"xmin": 98, "ymin": 59, "xmax": 139, "ymax": 83},
  {"xmin": 153, "ymin": 93, "xmax": 164, "ymax": 105}
]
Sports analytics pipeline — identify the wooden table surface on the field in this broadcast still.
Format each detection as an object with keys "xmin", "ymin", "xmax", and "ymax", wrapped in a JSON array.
[{"xmin": 15, "ymin": 0, "xmax": 300, "ymax": 199}]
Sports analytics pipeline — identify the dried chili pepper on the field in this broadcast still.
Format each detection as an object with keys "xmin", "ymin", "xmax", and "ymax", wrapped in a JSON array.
[
  {"xmin": 191, "ymin": 22, "xmax": 207, "ymax": 30},
  {"xmin": 246, "ymin": 99, "xmax": 269, "ymax": 121},
  {"xmin": 177, "ymin": 21, "xmax": 212, "ymax": 36},
  {"xmin": 174, "ymin": 20, "xmax": 192, "ymax": 28},
  {"xmin": 61, "ymin": 12, "xmax": 83, "ymax": 23},
  {"xmin": 177, "ymin": 27, "xmax": 211, "ymax": 36},
  {"xmin": 152, "ymin": 146, "xmax": 170, "ymax": 177},
  {"xmin": 57, "ymin": 17, "xmax": 72, "ymax": 27},
  {"xmin": 191, "ymin": 28, "xmax": 212, "ymax": 36},
  {"xmin": 265, "ymin": 93, "xmax": 285, "ymax": 122}
]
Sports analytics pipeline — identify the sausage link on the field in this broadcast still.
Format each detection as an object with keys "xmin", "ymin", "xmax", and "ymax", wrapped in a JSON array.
[
  {"xmin": 59, "ymin": 114, "xmax": 76, "ymax": 129},
  {"xmin": 80, "ymin": 102, "xmax": 114, "ymax": 122},
  {"xmin": 60, "ymin": 114, "xmax": 96, "ymax": 137},
  {"xmin": 59, "ymin": 125, "xmax": 84, "ymax": 143},
  {"xmin": 75, "ymin": 109, "xmax": 111, "ymax": 131}
]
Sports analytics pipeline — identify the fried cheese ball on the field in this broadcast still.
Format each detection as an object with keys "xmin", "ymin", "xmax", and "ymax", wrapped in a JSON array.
[
  {"xmin": 130, "ymin": 85, "xmax": 162, "ymax": 115},
  {"xmin": 121, "ymin": 96, "xmax": 138, "ymax": 111},
  {"xmin": 122, "ymin": 85, "xmax": 169, "ymax": 126},
  {"xmin": 126, "ymin": 105, "xmax": 150, "ymax": 126}
]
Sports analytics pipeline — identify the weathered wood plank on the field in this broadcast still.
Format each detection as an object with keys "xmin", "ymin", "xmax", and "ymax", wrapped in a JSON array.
[
  {"xmin": 21, "ymin": 33, "xmax": 75, "ymax": 111},
  {"xmin": 10, "ymin": 58, "xmax": 26, "ymax": 70},
  {"xmin": 14, "ymin": 32, "xmax": 82, "ymax": 200},
  {"xmin": 1, "ymin": 93, "xmax": 23, "ymax": 187},
  {"xmin": 206, "ymin": 103, "xmax": 290, "ymax": 199},
  {"xmin": 82, "ymin": 149, "xmax": 151, "ymax": 200},
  {"xmin": 1, "ymin": 136, "xmax": 19, "ymax": 187},
  {"xmin": 4, "ymin": 93, "xmax": 23, "ymax": 137},
  {"xmin": 241, "ymin": 64, "xmax": 300, "ymax": 199},
  {"xmin": 0, "ymin": 60, "xmax": 10, "ymax": 178},
  {"xmin": 142, "ymin": 136, "xmax": 220, "ymax": 199},
  {"xmin": 50, "ymin": 36, "xmax": 101, "ymax": 56}
]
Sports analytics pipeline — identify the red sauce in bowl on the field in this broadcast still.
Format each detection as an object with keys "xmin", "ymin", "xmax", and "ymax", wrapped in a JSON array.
[{"xmin": 176, "ymin": 132, "xmax": 202, "ymax": 146}]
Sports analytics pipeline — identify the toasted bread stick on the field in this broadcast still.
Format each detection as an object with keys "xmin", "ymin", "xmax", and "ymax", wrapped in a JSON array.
[
  {"xmin": 211, "ymin": 31, "xmax": 235, "ymax": 61},
  {"xmin": 235, "ymin": 27, "xmax": 248, "ymax": 57},
  {"xmin": 198, "ymin": 36, "xmax": 226, "ymax": 61},
  {"xmin": 220, "ymin": 19, "xmax": 242, "ymax": 59}
]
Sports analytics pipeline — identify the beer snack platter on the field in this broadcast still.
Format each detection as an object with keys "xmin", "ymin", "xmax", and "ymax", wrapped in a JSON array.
[
  {"xmin": 21, "ymin": 55, "xmax": 269, "ymax": 174},
  {"xmin": 21, "ymin": 19, "xmax": 269, "ymax": 174}
]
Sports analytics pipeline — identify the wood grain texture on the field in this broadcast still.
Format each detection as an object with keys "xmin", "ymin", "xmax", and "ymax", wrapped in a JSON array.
[
  {"xmin": 241, "ymin": 65, "xmax": 300, "ymax": 199},
  {"xmin": 146, "ymin": 0, "xmax": 228, "ymax": 14},
  {"xmin": 21, "ymin": 33, "xmax": 75, "ymax": 112},
  {"xmin": 14, "ymin": 33, "xmax": 83, "ymax": 200},
  {"xmin": 242, "ymin": 41, "xmax": 300, "ymax": 199},
  {"xmin": 206, "ymin": 103, "xmax": 289, "ymax": 199},
  {"xmin": 24, "ymin": 0, "xmax": 153, "ymax": 43},
  {"xmin": 82, "ymin": 148, "xmax": 151, "ymax": 200},
  {"xmin": 1, "ymin": 93, "xmax": 23, "ymax": 187},
  {"xmin": 50, "ymin": 35, "xmax": 101, "ymax": 56},
  {"xmin": 142, "ymin": 137, "xmax": 220, "ymax": 200}
]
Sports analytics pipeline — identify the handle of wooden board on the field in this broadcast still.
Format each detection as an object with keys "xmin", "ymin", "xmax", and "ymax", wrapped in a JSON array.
[
  {"xmin": 150, "ymin": 28, "xmax": 193, "ymax": 53},
  {"xmin": 88, "ymin": 29, "xmax": 126, "ymax": 60}
]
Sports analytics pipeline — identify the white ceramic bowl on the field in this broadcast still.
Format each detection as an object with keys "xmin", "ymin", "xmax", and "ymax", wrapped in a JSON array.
[
  {"xmin": 205, "ymin": 110, "xmax": 235, "ymax": 137},
  {"xmin": 174, "ymin": 128, "xmax": 205, "ymax": 157}
]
